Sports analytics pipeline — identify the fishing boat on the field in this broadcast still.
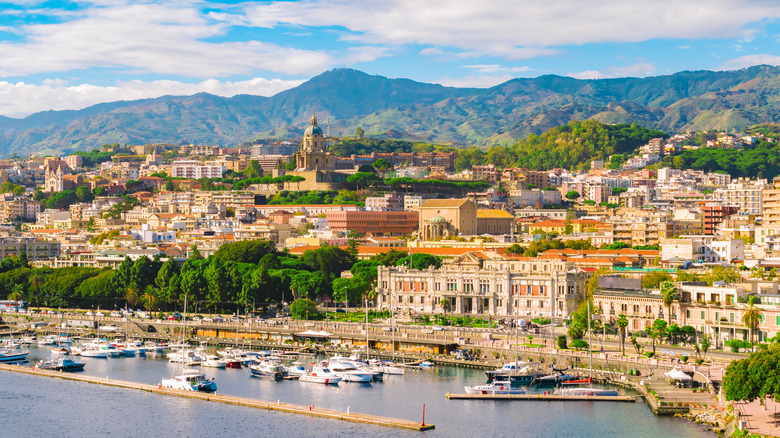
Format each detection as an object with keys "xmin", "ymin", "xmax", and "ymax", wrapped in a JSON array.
[
  {"xmin": 299, "ymin": 365, "xmax": 341, "ymax": 385},
  {"xmin": 464, "ymin": 381, "xmax": 527, "ymax": 395}
]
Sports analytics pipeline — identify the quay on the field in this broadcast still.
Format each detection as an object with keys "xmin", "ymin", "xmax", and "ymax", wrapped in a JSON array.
[
  {"xmin": 445, "ymin": 393, "xmax": 637, "ymax": 402},
  {"xmin": 0, "ymin": 363, "xmax": 434, "ymax": 431}
]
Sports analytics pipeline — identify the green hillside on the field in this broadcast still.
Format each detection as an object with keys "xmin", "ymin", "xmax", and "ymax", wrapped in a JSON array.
[{"xmin": 4, "ymin": 66, "xmax": 780, "ymax": 156}]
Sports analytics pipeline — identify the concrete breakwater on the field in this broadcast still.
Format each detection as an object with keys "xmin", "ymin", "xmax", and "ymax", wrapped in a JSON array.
[{"xmin": 0, "ymin": 363, "xmax": 434, "ymax": 431}]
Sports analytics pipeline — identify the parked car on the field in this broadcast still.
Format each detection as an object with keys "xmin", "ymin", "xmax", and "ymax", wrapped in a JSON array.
[{"xmin": 431, "ymin": 325, "xmax": 444, "ymax": 331}]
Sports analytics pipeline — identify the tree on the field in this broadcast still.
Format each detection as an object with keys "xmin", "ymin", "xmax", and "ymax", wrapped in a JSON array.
[
  {"xmin": 742, "ymin": 295, "xmax": 763, "ymax": 350},
  {"xmin": 165, "ymin": 180, "xmax": 175, "ymax": 191},
  {"xmin": 373, "ymin": 158, "xmax": 391, "ymax": 177},
  {"xmin": 557, "ymin": 335, "xmax": 568, "ymax": 349},
  {"xmin": 346, "ymin": 172, "xmax": 381, "ymax": 189},
  {"xmin": 17, "ymin": 250, "xmax": 28, "ymax": 269},
  {"xmin": 570, "ymin": 339, "xmax": 589, "ymax": 350},
  {"xmin": 565, "ymin": 191, "xmax": 580, "ymax": 200},
  {"xmin": 616, "ymin": 314, "xmax": 628, "ymax": 355},
  {"xmin": 125, "ymin": 283, "xmax": 138, "ymax": 307},
  {"xmin": 245, "ymin": 160, "xmax": 263, "ymax": 179},
  {"xmin": 506, "ymin": 244, "xmax": 523, "ymax": 255},
  {"xmin": 630, "ymin": 334, "xmax": 643, "ymax": 354},
  {"xmin": 723, "ymin": 343, "xmax": 780, "ymax": 403},
  {"xmin": 76, "ymin": 186, "xmax": 93, "ymax": 202},
  {"xmin": 660, "ymin": 281, "xmax": 678, "ymax": 323},
  {"xmin": 355, "ymin": 126, "xmax": 365, "ymax": 139},
  {"xmin": 289, "ymin": 298, "xmax": 318, "ymax": 320},
  {"xmin": 648, "ymin": 319, "xmax": 667, "ymax": 355},
  {"xmin": 642, "ymin": 271, "xmax": 672, "ymax": 288},
  {"xmin": 700, "ymin": 333, "xmax": 711, "ymax": 361},
  {"xmin": 140, "ymin": 286, "xmax": 158, "ymax": 311}
]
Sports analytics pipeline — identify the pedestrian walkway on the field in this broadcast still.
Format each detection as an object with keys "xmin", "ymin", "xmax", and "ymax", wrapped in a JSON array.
[{"xmin": 735, "ymin": 398, "xmax": 780, "ymax": 437}]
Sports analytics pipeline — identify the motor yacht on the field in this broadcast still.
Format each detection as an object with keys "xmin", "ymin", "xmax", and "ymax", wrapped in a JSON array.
[{"xmin": 299, "ymin": 365, "xmax": 341, "ymax": 385}]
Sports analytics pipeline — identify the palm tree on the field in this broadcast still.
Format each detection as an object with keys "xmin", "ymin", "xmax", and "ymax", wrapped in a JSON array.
[
  {"xmin": 660, "ymin": 281, "xmax": 678, "ymax": 324},
  {"xmin": 141, "ymin": 287, "xmax": 158, "ymax": 311},
  {"xmin": 28, "ymin": 270, "xmax": 45, "ymax": 310},
  {"xmin": 742, "ymin": 295, "xmax": 763, "ymax": 350},
  {"xmin": 125, "ymin": 283, "xmax": 138, "ymax": 307},
  {"xmin": 616, "ymin": 314, "xmax": 628, "ymax": 355},
  {"xmin": 440, "ymin": 298, "xmax": 451, "ymax": 326}
]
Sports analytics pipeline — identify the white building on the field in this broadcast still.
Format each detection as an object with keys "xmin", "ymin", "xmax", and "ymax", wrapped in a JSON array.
[
  {"xmin": 714, "ymin": 178, "xmax": 766, "ymax": 215},
  {"xmin": 661, "ymin": 237, "xmax": 745, "ymax": 263},
  {"xmin": 170, "ymin": 160, "xmax": 225, "ymax": 179}
]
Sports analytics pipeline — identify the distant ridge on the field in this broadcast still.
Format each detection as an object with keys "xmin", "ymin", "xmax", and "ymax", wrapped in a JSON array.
[{"xmin": 3, "ymin": 65, "xmax": 780, "ymax": 156}]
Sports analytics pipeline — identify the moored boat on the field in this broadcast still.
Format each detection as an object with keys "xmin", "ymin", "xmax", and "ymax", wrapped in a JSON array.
[
  {"xmin": 161, "ymin": 368, "xmax": 217, "ymax": 392},
  {"xmin": 249, "ymin": 361, "xmax": 287, "ymax": 379},
  {"xmin": 36, "ymin": 357, "xmax": 85, "ymax": 372},
  {"xmin": 299, "ymin": 365, "xmax": 341, "ymax": 385},
  {"xmin": 464, "ymin": 381, "xmax": 527, "ymax": 395},
  {"xmin": 553, "ymin": 387, "xmax": 619, "ymax": 397}
]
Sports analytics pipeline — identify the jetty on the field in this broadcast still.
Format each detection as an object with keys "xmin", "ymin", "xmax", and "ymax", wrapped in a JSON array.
[
  {"xmin": 0, "ymin": 363, "xmax": 434, "ymax": 431},
  {"xmin": 445, "ymin": 392, "xmax": 637, "ymax": 402}
]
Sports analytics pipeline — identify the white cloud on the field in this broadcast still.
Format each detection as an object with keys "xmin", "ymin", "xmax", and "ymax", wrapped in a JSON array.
[
  {"xmin": 463, "ymin": 65, "xmax": 531, "ymax": 74},
  {"xmin": 718, "ymin": 54, "xmax": 780, "ymax": 70},
  {"xmin": 434, "ymin": 74, "xmax": 517, "ymax": 88},
  {"xmin": 239, "ymin": 0, "xmax": 780, "ymax": 58},
  {"xmin": 0, "ymin": 77, "xmax": 303, "ymax": 118},
  {"xmin": 568, "ymin": 62, "xmax": 657, "ymax": 79},
  {"xmin": 0, "ymin": 1, "xmax": 335, "ymax": 77}
]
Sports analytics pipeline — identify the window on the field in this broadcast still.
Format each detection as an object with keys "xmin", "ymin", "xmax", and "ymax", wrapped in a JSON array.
[
  {"xmin": 701, "ymin": 311, "xmax": 705, "ymax": 320},
  {"xmin": 686, "ymin": 310, "xmax": 690, "ymax": 319}
]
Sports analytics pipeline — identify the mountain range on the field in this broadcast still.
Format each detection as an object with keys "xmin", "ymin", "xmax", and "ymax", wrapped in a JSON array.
[{"xmin": 4, "ymin": 65, "xmax": 780, "ymax": 157}]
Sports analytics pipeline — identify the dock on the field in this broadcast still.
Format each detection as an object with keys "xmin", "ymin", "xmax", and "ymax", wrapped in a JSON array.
[
  {"xmin": 445, "ymin": 392, "xmax": 637, "ymax": 402},
  {"xmin": 0, "ymin": 363, "xmax": 434, "ymax": 431}
]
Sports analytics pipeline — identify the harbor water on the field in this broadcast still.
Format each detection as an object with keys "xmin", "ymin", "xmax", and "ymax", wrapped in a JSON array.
[{"xmin": 0, "ymin": 345, "xmax": 714, "ymax": 437}]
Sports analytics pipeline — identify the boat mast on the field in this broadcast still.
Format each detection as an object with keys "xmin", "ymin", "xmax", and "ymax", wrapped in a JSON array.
[
  {"xmin": 365, "ymin": 297, "xmax": 369, "ymax": 360},
  {"xmin": 588, "ymin": 300, "xmax": 593, "ymax": 388},
  {"xmin": 549, "ymin": 285, "xmax": 554, "ymax": 369}
]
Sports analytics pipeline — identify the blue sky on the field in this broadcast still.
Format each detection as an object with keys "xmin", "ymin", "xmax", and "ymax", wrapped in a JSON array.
[{"xmin": 0, "ymin": 0, "xmax": 779, "ymax": 117}]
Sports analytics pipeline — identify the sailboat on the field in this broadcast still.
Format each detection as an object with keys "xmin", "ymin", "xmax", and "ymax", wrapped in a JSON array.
[
  {"xmin": 533, "ymin": 287, "xmax": 575, "ymax": 387},
  {"xmin": 161, "ymin": 297, "xmax": 217, "ymax": 392},
  {"xmin": 486, "ymin": 306, "xmax": 542, "ymax": 384},
  {"xmin": 554, "ymin": 301, "xmax": 618, "ymax": 397}
]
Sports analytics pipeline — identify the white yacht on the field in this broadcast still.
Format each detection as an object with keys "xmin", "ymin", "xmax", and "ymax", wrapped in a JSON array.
[
  {"xmin": 202, "ymin": 355, "xmax": 228, "ymax": 368},
  {"xmin": 327, "ymin": 357, "xmax": 373, "ymax": 383},
  {"xmin": 299, "ymin": 365, "xmax": 341, "ymax": 385},
  {"xmin": 554, "ymin": 387, "xmax": 619, "ymax": 397},
  {"xmin": 161, "ymin": 368, "xmax": 217, "ymax": 392},
  {"xmin": 167, "ymin": 349, "xmax": 204, "ymax": 365},
  {"xmin": 465, "ymin": 381, "xmax": 527, "ymax": 395}
]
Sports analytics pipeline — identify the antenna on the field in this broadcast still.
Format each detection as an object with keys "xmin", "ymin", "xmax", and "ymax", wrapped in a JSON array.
[{"xmin": 327, "ymin": 117, "xmax": 330, "ymax": 137}]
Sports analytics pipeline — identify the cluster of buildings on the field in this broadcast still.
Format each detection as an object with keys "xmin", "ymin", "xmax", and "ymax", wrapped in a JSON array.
[{"xmin": 0, "ymin": 122, "xmax": 778, "ymax": 343}]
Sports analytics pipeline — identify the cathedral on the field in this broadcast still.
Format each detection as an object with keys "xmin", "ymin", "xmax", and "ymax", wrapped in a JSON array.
[{"xmin": 294, "ymin": 114, "xmax": 335, "ymax": 171}]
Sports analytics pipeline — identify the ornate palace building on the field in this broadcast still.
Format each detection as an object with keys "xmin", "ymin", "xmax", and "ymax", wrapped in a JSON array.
[{"xmin": 375, "ymin": 252, "xmax": 591, "ymax": 319}]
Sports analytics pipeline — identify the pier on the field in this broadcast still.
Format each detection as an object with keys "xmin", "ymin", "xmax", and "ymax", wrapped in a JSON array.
[
  {"xmin": 445, "ymin": 393, "xmax": 637, "ymax": 402},
  {"xmin": 0, "ymin": 363, "xmax": 434, "ymax": 431}
]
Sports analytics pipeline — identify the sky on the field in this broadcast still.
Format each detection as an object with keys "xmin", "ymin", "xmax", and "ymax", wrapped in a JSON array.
[{"xmin": 1, "ymin": 0, "xmax": 780, "ymax": 118}]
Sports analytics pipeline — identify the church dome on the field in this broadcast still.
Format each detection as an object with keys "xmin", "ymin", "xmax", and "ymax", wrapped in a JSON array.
[
  {"xmin": 304, "ymin": 113, "xmax": 323, "ymax": 137},
  {"xmin": 429, "ymin": 216, "xmax": 447, "ymax": 223}
]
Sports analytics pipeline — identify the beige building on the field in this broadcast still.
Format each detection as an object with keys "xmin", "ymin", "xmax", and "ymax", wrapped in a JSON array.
[
  {"xmin": 418, "ymin": 199, "xmax": 477, "ymax": 238},
  {"xmin": 376, "ymin": 252, "xmax": 590, "ymax": 319},
  {"xmin": 476, "ymin": 209, "xmax": 514, "ymax": 235},
  {"xmin": 763, "ymin": 177, "xmax": 780, "ymax": 237}
]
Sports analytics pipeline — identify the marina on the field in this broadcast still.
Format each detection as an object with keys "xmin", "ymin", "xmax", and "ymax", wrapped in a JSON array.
[{"xmin": 0, "ymin": 342, "xmax": 715, "ymax": 437}]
